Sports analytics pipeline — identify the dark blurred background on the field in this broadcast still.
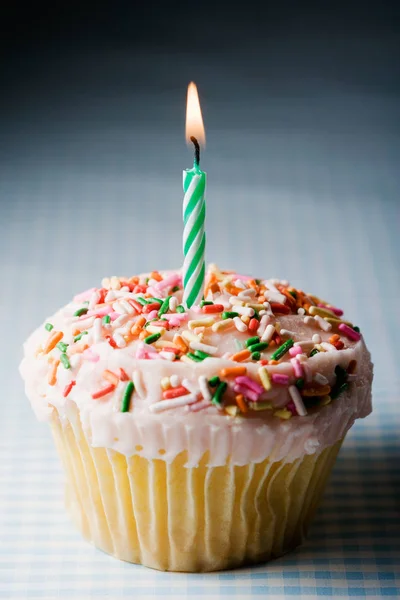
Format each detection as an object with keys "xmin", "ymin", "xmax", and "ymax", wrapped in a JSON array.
[{"xmin": 1, "ymin": 0, "xmax": 399, "ymax": 389}]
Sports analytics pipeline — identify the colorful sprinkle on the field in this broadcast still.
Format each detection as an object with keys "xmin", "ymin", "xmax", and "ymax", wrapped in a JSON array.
[
  {"xmin": 45, "ymin": 323, "xmax": 54, "ymax": 331},
  {"xmin": 271, "ymin": 339, "xmax": 294, "ymax": 361}
]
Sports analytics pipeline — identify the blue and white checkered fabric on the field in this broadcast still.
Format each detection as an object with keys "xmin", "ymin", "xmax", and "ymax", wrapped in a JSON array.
[{"xmin": 1, "ymin": 116, "xmax": 399, "ymax": 599}]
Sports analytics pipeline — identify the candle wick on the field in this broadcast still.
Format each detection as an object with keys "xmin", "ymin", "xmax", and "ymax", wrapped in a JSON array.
[{"xmin": 190, "ymin": 136, "xmax": 200, "ymax": 167}]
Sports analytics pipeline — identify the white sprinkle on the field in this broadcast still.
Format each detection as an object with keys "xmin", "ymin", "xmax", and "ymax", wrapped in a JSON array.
[
  {"xmin": 258, "ymin": 310, "xmax": 267, "ymax": 316},
  {"xmin": 113, "ymin": 314, "xmax": 129, "ymax": 328},
  {"xmin": 233, "ymin": 316, "xmax": 247, "ymax": 332},
  {"xmin": 280, "ymin": 329, "xmax": 296, "ymax": 338},
  {"xmin": 314, "ymin": 372, "xmax": 329, "ymax": 386},
  {"xmin": 120, "ymin": 300, "xmax": 135, "ymax": 314},
  {"xmin": 303, "ymin": 363, "xmax": 313, "ymax": 383},
  {"xmin": 133, "ymin": 370, "xmax": 146, "ymax": 398},
  {"xmin": 182, "ymin": 378, "xmax": 198, "ymax": 395},
  {"xmin": 257, "ymin": 314, "xmax": 270, "ymax": 337},
  {"xmin": 105, "ymin": 290, "xmax": 116, "ymax": 302},
  {"xmin": 289, "ymin": 385, "xmax": 307, "ymax": 416},
  {"xmin": 320, "ymin": 342, "xmax": 337, "ymax": 352},
  {"xmin": 169, "ymin": 296, "xmax": 178, "ymax": 312},
  {"xmin": 92, "ymin": 317, "xmax": 102, "ymax": 343},
  {"xmin": 261, "ymin": 324, "xmax": 275, "ymax": 343},
  {"xmin": 238, "ymin": 287, "xmax": 256, "ymax": 299},
  {"xmin": 159, "ymin": 351, "xmax": 176, "ymax": 361},
  {"xmin": 170, "ymin": 375, "xmax": 180, "ymax": 388},
  {"xmin": 189, "ymin": 398, "xmax": 212, "ymax": 412},
  {"xmin": 120, "ymin": 285, "xmax": 130, "ymax": 292},
  {"xmin": 234, "ymin": 279, "xmax": 247, "ymax": 289},
  {"xmin": 264, "ymin": 290, "xmax": 286, "ymax": 304},
  {"xmin": 263, "ymin": 302, "xmax": 274, "ymax": 316},
  {"xmin": 189, "ymin": 341, "xmax": 218, "ymax": 355},
  {"xmin": 294, "ymin": 340, "xmax": 314, "ymax": 349},
  {"xmin": 112, "ymin": 301, "xmax": 126, "ymax": 315},
  {"xmin": 74, "ymin": 316, "xmax": 95, "ymax": 331},
  {"xmin": 149, "ymin": 394, "xmax": 197, "ymax": 412},
  {"xmin": 113, "ymin": 333, "xmax": 126, "ymax": 348},
  {"xmin": 314, "ymin": 315, "xmax": 332, "ymax": 332},
  {"xmin": 88, "ymin": 291, "xmax": 100, "ymax": 310},
  {"xmin": 198, "ymin": 375, "xmax": 212, "ymax": 402},
  {"xmin": 229, "ymin": 296, "xmax": 245, "ymax": 307},
  {"xmin": 235, "ymin": 305, "xmax": 255, "ymax": 317},
  {"xmin": 297, "ymin": 307, "xmax": 305, "ymax": 316},
  {"xmin": 303, "ymin": 316, "xmax": 315, "ymax": 325},
  {"xmin": 212, "ymin": 319, "xmax": 234, "ymax": 332},
  {"xmin": 312, "ymin": 334, "xmax": 322, "ymax": 343}
]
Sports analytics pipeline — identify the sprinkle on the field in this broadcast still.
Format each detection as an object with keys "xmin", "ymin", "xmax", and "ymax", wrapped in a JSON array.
[
  {"xmin": 314, "ymin": 315, "xmax": 332, "ymax": 332},
  {"xmin": 208, "ymin": 376, "xmax": 220, "ymax": 387},
  {"xmin": 188, "ymin": 317, "xmax": 215, "ymax": 329},
  {"xmin": 131, "ymin": 315, "xmax": 147, "ymax": 336},
  {"xmin": 318, "ymin": 303, "xmax": 343, "ymax": 316},
  {"xmin": 320, "ymin": 342, "xmax": 337, "ymax": 352},
  {"xmin": 92, "ymin": 318, "xmax": 103, "ymax": 343},
  {"xmin": 119, "ymin": 368, "xmax": 129, "ymax": 381},
  {"xmin": 212, "ymin": 319, "xmax": 234, "ymax": 332},
  {"xmin": 280, "ymin": 329, "xmax": 296, "ymax": 338},
  {"xmin": 169, "ymin": 296, "xmax": 178, "ymax": 312},
  {"xmin": 212, "ymin": 381, "xmax": 227, "ymax": 406},
  {"xmin": 146, "ymin": 325, "xmax": 166, "ymax": 336},
  {"xmin": 233, "ymin": 384, "xmax": 258, "ymax": 402},
  {"xmin": 302, "ymin": 384, "xmax": 331, "ymax": 397},
  {"xmin": 312, "ymin": 334, "xmax": 322, "ymax": 343},
  {"xmin": 261, "ymin": 324, "xmax": 275, "ymax": 344},
  {"xmin": 189, "ymin": 341, "xmax": 218, "ymax": 355},
  {"xmin": 182, "ymin": 330, "xmax": 201, "ymax": 344},
  {"xmin": 274, "ymin": 408, "xmax": 292, "ymax": 420},
  {"xmin": 248, "ymin": 401, "xmax": 273, "ymax": 411},
  {"xmin": 150, "ymin": 394, "xmax": 197, "ymax": 412},
  {"xmin": 234, "ymin": 305, "xmax": 255, "ymax": 317},
  {"xmin": 271, "ymin": 339, "xmax": 294, "ymax": 361},
  {"xmin": 159, "ymin": 351, "xmax": 176, "ymax": 361},
  {"xmin": 131, "ymin": 370, "xmax": 145, "ymax": 399},
  {"xmin": 202, "ymin": 303, "xmax": 224, "ymax": 314},
  {"xmin": 119, "ymin": 380, "xmax": 134, "ymax": 413},
  {"xmin": 144, "ymin": 333, "xmax": 161, "ymax": 345},
  {"xmin": 102, "ymin": 315, "xmax": 111, "ymax": 325},
  {"xmin": 74, "ymin": 316, "xmax": 95, "ymax": 331},
  {"xmin": 309, "ymin": 306, "xmax": 337, "ymax": 319},
  {"xmin": 193, "ymin": 349, "xmax": 210, "ymax": 360},
  {"xmin": 303, "ymin": 316, "xmax": 315, "ymax": 326},
  {"xmin": 63, "ymin": 380, "xmax": 76, "ymax": 397},
  {"xmin": 235, "ymin": 394, "xmax": 248, "ymax": 413},
  {"xmin": 245, "ymin": 336, "xmax": 259, "ymax": 348},
  {"xmin": 320, "ymin": 395, "xmax": 332, "ymax": 406},
  {"xmin": 113, "ymin": 333, "xmax": 127, "ymax": 348},
  {"xmin": 248, "ymin": 342, "xmax": 268, "ymax": 353},
  {"xmin": 43, "ymin": 330, "xmax": 64, "ymax": 354},
  {"xmin": 135, "ymin": 297, "xmax": 148, "ymax": 306},
  {"xmin": 258, "ymin": 366, "xmax": 272, "ymax": 391},
  {"xmin": 309, "ymin": 348, "xmax": 320, "ymax": 357},
  {"xmin": 338, "ymin": 323, "xmax": 361, "ymax": 341},
  {"xmin": 48, "ymin": 360, "xmax": 60, "ymax": 386},
  {"xmin": 288, "ymin": 385, "xmax": 307, "ymax": 416},
  {"xmin": 289, "ymin": 345, "xmax": 302, "ymax": 357},
  {"xmin": 347, "ymin": 360, "xmax": 357, "ymax": 374},
  {"xmin": 74, "ymin": 307, "xmax": 89, "ymax": 317},
  {"xmin": 173, "ymin": 334, "xmax": 188, "ymax": 353},
  {"xmin": 170, "ymin": 375, "xmax": 180, "ymax": 388},
  {"xmin": 45, "ymin": 323, "xmax": 54, "ymax": 331},
  {"xmin": 225, "ymin": 405, "xmax": 239, "ymax": 417},
  {"xmin": 220, "ymin": 366, "xmax": 247, "ymax": 378},
  {"xmin": 103, "ymin": 369, "xmax": 119, "ymax": 386},
  {"xmin": 271, "ymin": 373, "xmax": 289, "ymax": 385},
  {"xmin": 270, "ymin": 302, "xmax": 290, "ymax": 315},
  {"xmin": 189, "ymin": 398, "xmax": 212, "ymax": 412},
  {"xmin": 314, "ymin": 372, "xmax": 329, "ymax": 386},
  {"xmin": 235, "ymin": 375, "xmax": 263, "ymax": 396},
  {"xmin": 163, "ymin": 386, "xmax": 189, "ymax": 399},
  {"xmin": 222, "ymin": 311, "xmax": 239, "ymax": 319},
  {"xmin": 56, "ymin": 341, "xmax": 68, "ymax": 353},
  {"xmin": 230, "ymin": 349, "xmax": 251, "ymax": 362},
  {"xmin": 176, "ymin": 305, "xmax": 185, "ymax": 313},
  {"xmin": 92, "ymin": 383, "xmax": 116, "ymax": 399},
  {"xmin": 157, "ymin": 296, "xmax": 171, "ymax": 318},
  {"xmin": 196, "ymin": 375, "xmax": 211, "ymax": 402},
  {"xmin": 297, "ymin": 307, "xmax": 305, "ymax": 316},
  {"xmin": 233, "ymin": 316, "xmax": 247, "ymax": 332},
  {"xmin": 291, "ymin": 358, "xmax": 304, "ymax": 378},
  {"xmin": 82, "ymin": 348, "xmax": 100, "ymax": 362}
]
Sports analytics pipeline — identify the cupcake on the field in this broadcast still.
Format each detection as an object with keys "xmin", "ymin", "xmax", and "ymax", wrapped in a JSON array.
[{"xmin": 20, "ymin": 264, "xmax": 373, "ymax": 572}]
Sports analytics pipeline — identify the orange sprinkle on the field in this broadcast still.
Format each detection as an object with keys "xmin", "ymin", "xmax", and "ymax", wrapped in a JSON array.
[
  {"xmin": 92, "ymin": 384, "xmax": 116, "ymax": 399},
  {"xmin": 268, "ymin": 359, "xmax": 279, "ymax": 365},
  {"xmin": 258, "ymin": 296, "xmax": 266, "ymax": 303},
  {"xmin": 235, "ymin": 394, "xmax": 248, "ymax": 413},
  {"xmin": 220, "ymin": 366, "xmax": 247, "ymax": 377},
  {"xmin": 173, "ymin": 334, "xmax": 188, "ymax": 353},
  {"xmin": 44, "ymin": 331, "xmax": 63, "ymax": 354},
  {"xmin": 225, "ymin": 283, "xmax": 242, "ymax": 296},
  {"xmin": 139, "ymin": 330, "xmax": 148, "ymax": 340},
  {"xmin": 131, "ymin": 315, "xmax": 146, "ymax": 336},
  {"xmin": 102, "ymin": 369, "xmax": 119, "ymax": 386},
  {"xmin": 68, "ymin": 343, "xmax": 88, "ymax": 356},
  {"xmin": 48, "ymin": 360, "xmax": 60, "ymax": 386},
  {"xmin": 248, "ymin": 279, "xmax": 258, "ymax": 290},
  {"xmin": 329, "ymin": 334, "xmax": 340, "ymax": 344},
  {"xmin": 163, "ymin": 386, "xmax": 189, "ymax": 399},
  {"xmin": 230, "ymin": 349, "xmax": 251, "ymax": 362},
  {"xmin": 150, "ymin": 271, "xmax": 163, "ymax": 282},
  {"xmin": 302, "ymin": 384, "xmax": 331, "ymax": 397}
]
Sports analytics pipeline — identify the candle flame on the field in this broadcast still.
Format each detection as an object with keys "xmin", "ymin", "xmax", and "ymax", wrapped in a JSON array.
[{"xmin": 185, "ymin": 82, "xmax": 205, "ymax": 147}]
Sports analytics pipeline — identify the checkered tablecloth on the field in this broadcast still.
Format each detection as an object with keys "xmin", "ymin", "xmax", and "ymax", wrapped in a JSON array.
[{"xmin": 1, "ymin": 100, "xmax": 399, "ymax": 598}]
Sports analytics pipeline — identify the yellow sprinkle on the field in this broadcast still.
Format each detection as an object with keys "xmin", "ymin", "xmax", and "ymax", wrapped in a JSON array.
[
  {"xmin": 320, "ymin": 395, "xmax": 332, "ymax": 406},
  {"xmin": 325, "ymin": 317, "xmax": 354, "ymax": 328},
  {"xmin": 247, "ymin": 303, "xmax": 265, "ymax": 310},
  {"xmin": 160, "ymin": 377, "xmax": 171, "ymax": 391},
  {"xmin": 154, "ymin": 340, "xmax": 181, "ymax": 350},
  {"xmin": 309, "ymin": 306, "xmax": 337, "ymax": 318},
  {"xmin": 180, "ymin": 355, "xmax": 195, "ymax": 365},
  {"xmin": 188, "ymin": 317, "xmax": 215, "ymax": 330},
  {"xmin": 182, "ymin": 330, "xmax": 202, "ymax": 343},
  {"xmin": 212, "ymin": 319, "xmax": 234, "ymax": 332},
  {"xmin": 229, "ymin": 297, "xmax": 245, "ymax": 306},
  {"xmin": 315, "ymin": 344, "xmax": 325, "ymax": 352},
  {"xmin": 241, "ymin": 315, "xmax": 250, "ymax": 324},
  {"xmin": 274, "ymin": 408, "xmax": 292, "ymax": 420},
  {"xmin": 248, "ymin": 401, "xmax": 273, "ymax": 411},
  {"xmin": 225, "ymin": 405, "xmax": 239, "ymax": 417},
  {"xmin": 258, "ymin": 366, "xmax": 272, "ymax": 391},
  {"xmin": 145, "ymin": 325, "xmax": 166, "ymax": 335}
]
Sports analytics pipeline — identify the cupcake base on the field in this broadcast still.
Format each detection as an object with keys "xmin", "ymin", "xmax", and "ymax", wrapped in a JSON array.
[{"xmin": 51, "ymin": 408, "xmax": 342, "ymax": 572}]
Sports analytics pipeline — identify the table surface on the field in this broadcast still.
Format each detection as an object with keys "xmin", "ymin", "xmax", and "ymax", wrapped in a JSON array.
[{"xmin": 1, "ymin": 69, "xmax": 400, "ymax": 599}]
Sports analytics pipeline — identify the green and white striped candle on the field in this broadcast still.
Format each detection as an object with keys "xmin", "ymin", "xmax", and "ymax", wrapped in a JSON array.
[{"xmin": 183, "ymin": 83, "xmax": 206, "ymax": 308}]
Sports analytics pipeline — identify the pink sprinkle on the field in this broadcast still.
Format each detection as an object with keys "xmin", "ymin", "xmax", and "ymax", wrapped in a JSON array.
[
  {"xmin": 318, "ymin": 303, "xmax": 343, "ymax": 317},
  {"xmin": 338, "ymin": 323, "xmax": 361, "ymax": 341},
  {"xmin": 86, "ymin": 306, "xmax": 112, "ymax": 317},
  {"xmin": 82, "ymin": 348, "xmax": 100, "ymax": 362},
  {"xmin": 235, "ymin": 375, "xmax": 263, "ymax": 396},
  {"xmin": 163, "ymin": 313, "xmax": 188, "ymax": 322},
  {"xmin": 233, "ymin": 384, "xmax": 259, "ymax": 403},
  {"xmin": 136, "ymin": 343, "xmax": 147, "ymax": 360},
  {"xmin": 291, "ymin": 358, "xmax": 304, "ymax": 378},
  {"xmin": 73, "ymin": 287, "xmax": 96, "ymax": 303},
  {"xmin": 146, "ymin": 310, "xmax": 158, "ymax": 320},
  {"xmin": 169, "ymin": 317, "xmax": 182, "ymax": 327},
  {"xmin": 289, "ymin": 346, "xmax": 303, "ymax": 357},
  {"xmin": 189, "ymin": 399, "xmax": 212, "ymax": 412},
  {"xmin": 271, "ymin": 374, "xmax": 289, "ymax": 385},
  {"xmin": 109, "ymin": 312, "xmax": 120, "ymax": 321},
  {"xmin": 156, "ymin": 274, "xmax": 181, "ymax": 292},
  {"xmin": 146, "ymin": 286, "xmax": 159, "ymax": 297},
  {"xmin": 191, "ymin": 305, "xmax": 201, "ymax": 313}
]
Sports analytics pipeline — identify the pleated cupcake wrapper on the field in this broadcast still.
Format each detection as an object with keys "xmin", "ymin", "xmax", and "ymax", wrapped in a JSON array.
[{"xmin": 51, "ymin": 407, "xmax": 343, "ymax": 572}]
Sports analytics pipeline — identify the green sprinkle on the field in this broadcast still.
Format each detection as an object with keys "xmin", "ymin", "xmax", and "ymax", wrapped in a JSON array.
[
  {"xmin": 331, "ymin": 382, "xmax": 349, "ymax": 400},
  {"xmin": 135, "ymin": 297, "xmax": 148, "ymax": 306},
  {"xmin": 121, "ymin": 381, "xmax": 134, "ymax": 413},
  {"xmin": 148, "ymin": 297, "xmax": 163, "ymax": 304},
  {"xmin": 144, "ymin": 333, "xmax": 161, "ymax": 345},
  {"xmin": 246, "ymin": 336, "xmax": 260, "ymax": 348},
  {"xmin": 73, "ymin": 307, "xmax": 89, "ymax": 317},
  {"xmin": 158, "ymin": 296, "xmax": 171, "ymax": 318},
  {"xmin": 187, "ymin": 352, "xmax": 202, "ymax": 362},
  {"xmin": 251, "ymin": 351, "xmax": 261, "ymax": 361},
  {"xmin": 60, "ymin": 353, "xmax": 71, "ymax": 369},
  {"xmin": 255, "ymin": 279, "xmax": 261, "ymax": 285},
  {"xmin": 56, "ymin": 341, "xmax": 69, "ymax": 353},
  {"xmin": 74, "ymin": 331, "xmax": 88, "ymax": 342},
  {"xmin": 176, "ymin": 305, "xmax": 185, "ymax": 313},
  {"xmin": 353, "ymin": 326, "xmax": 360, "ymax": 333},
  {"xmin": 45, "ymin": 323, "xmax": 54, "ymax": 332},
  {"xmin": 208, "ymin": 376, "xmax": 220, "ymax": 387},
  {"xmin": 289, "ymin": 290, "xmax": 297, "ymax": 298},
  {"xmin": 194, "ymin": 350, "xmax": 210, "ymax": 360},
  {"xmin": 335, "ymin": 365, "xmax": 347, "ymax": 381},
  {"xmin": 171, "ymin": 285, "xmax": 180, "ymax": 292},
  {"xmin": 271, "ymin": 339, "xmax": 294, "ymax": 361},
  {"xmin": 102, "ymin": 315, "xmax": 111, "ymax": 325},
  {"xmin": 200, "ymin": 300, "xmax": 214, "ymax": 307},
  {"xmin": 222, "ymin": 311, "xmax": 239, "ymax": 319},
  {"xmin": 248, "ymin": 342, "xmax": 269, "ymax": 353},
  {"xmin": 309, "ymin": 348, "xmax": 320, "ymax": 357},
  {"xmin": 296, "ymin": 378, "xmax": 305, "ymax": 389},
  {"xmin": 252, "ymin": 310, "xmax": 260, "ymax": 321},
  {"xmin": 212, "ymin": 381, "xmax": 227, "ymax": 406}
]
